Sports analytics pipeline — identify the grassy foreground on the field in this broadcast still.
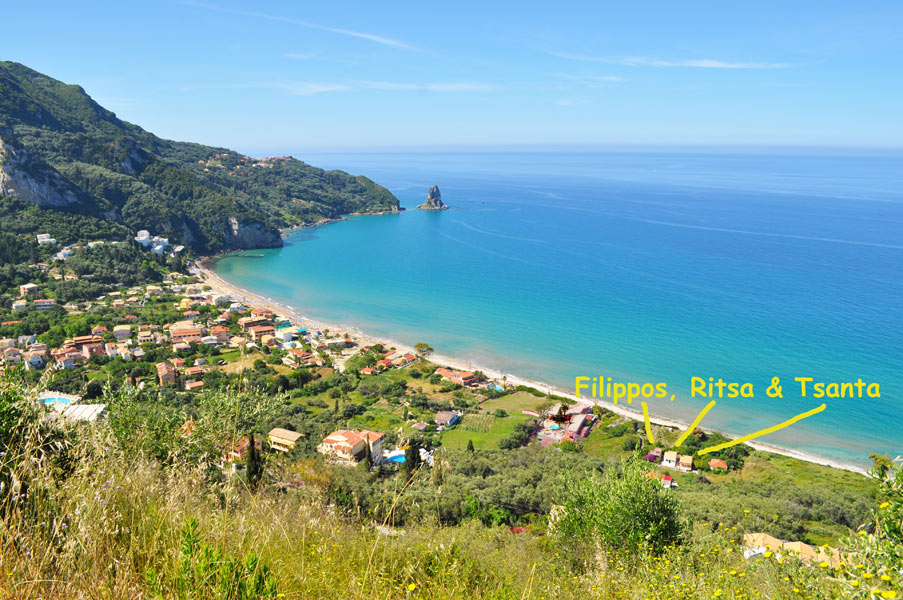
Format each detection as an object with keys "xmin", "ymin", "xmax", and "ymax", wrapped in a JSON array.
[{"xmin": 1, "ymin": 383, "xmax": 900, "ymax": 599}]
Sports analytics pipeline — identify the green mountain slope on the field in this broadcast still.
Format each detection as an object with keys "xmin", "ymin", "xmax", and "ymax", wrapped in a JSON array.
[{"xmin": 0, "ymin": 61, "xmax": 400, "ymax": 252}]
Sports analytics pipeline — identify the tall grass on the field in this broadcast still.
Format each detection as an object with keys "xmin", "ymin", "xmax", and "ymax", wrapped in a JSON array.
[{"xmin": 0, "ymin": 382, "xmax": 883, "ymax": 599}]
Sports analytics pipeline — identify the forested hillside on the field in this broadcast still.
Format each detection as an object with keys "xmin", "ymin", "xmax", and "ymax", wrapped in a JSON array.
[{"xmin": 0, "ymin": 61, "xmax": 399, "ymax": 253}]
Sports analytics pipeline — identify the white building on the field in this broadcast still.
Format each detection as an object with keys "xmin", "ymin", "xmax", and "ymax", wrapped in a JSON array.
[{"xmin": 36, "ymin": 233, "xmax": 57, "ymax": 245}]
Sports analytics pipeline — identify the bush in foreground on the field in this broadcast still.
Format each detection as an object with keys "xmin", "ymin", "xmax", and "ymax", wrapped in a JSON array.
[{"xmin": 0, "ymin": 382, "xmax": 896, "ymax": 599}]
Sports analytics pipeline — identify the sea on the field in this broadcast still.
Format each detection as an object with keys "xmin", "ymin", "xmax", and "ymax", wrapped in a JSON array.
[{"xmin": 212, "ymin": 151, "xmax": 903, "ymax": 468}]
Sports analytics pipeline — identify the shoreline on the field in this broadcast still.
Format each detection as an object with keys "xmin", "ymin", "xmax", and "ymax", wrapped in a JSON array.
[{"xmin": 194, "ymin": 255, "xmax": 868, "ymax": 476}]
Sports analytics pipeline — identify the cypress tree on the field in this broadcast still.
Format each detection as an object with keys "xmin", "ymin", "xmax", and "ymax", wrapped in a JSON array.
[{"xmin": 246, "ymin": 433, "xmax": 264, "ymax": 491}]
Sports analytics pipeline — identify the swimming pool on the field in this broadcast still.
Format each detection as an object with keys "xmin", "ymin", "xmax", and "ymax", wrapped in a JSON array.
[
  {"xmin": 388, "ymin": 454, "xmax": 406, "ymax": 464},
  {"xmin": 38, "ymin": 392, "xmax": 80, "ymax": 406}
]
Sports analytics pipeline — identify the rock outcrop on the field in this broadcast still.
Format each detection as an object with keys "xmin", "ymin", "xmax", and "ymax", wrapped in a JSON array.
[
  {"xmin": 0, "ymin": 137, "xmax": 80, "ymax": 207},
  {"xmin": 417, "ymin": 185, "xmax": 448, "ymax": 210},
  {"xmin": 223, "ymin": 217, "xmax": 283, "ymax": 250}
]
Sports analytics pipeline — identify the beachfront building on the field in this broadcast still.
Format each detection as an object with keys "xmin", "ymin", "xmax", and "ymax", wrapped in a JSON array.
[
  {"xmin": 434, "ymin": 367, "xmax": 476, "ymax": 387},
  {"xmin": 238, "ymin": 316, "xmax": 270, "ymax": 331},
  {"xmin": 677, "ymin": 454, "xmax": 694, "ymax": 472},
  {"xmin": 248, "ymin": 325, "xmax": 275, "ymax": 342},
  {"xmin": 317, "ymin": 429, "xmax": 384, "ymax": 466},
  {"xmin": 662, "ymin": 451, "xmax": 678, "ymax": 469},
  {"xmin": 708, "ymin": 458, "xmax": 729, "ymax": 472},
  {"xmin": 393, "ymin": 353, "xmax": 416, "ymax": 368},
  {"xmin": 268, "ymin": 428, "xmax": 303, "ymax": 452}
]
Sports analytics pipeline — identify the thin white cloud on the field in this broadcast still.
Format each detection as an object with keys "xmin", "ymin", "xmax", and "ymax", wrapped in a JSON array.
[
  {"xmin": 623, "ymin": 57, "xmax": 792, "ymax": 69},
  {"xmin": 285, "ymin": 52, "xmax": 317, "ymax": 60},
  {"xmin": 182, "ymin": 1, "xmax": 418, "ymax": 51},
  {"xmin": 556, "ymin": 73, "xmax": 624, "ymax": 87},
  {"xmin": 179, "ymin": 81, "xmax": 495, "ymax": 95},
  {"xmin": 361, "ymin": 81, "xmax": 497, "ymax": 92},
  {"xmin": 278, "ymin": 83, "xmax": 352, "ymax": 96},
  {"xmin": 178, "ymin": 82, "xmax": 350, "ymax": 96},
  {"xmin": 548, "ymin": 51, "xmax": 792, "ymax": 69}
]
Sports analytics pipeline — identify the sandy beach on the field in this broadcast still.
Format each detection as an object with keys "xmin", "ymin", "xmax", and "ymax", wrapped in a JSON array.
[{"xmin": 194, "ymin": 257, "xmax": 868, "ymax": 475}]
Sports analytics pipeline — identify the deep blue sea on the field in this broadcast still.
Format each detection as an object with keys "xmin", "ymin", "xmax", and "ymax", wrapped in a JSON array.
[{"xmin": 213, "ymin": 152, "xmax": 903, "ymax": 467}]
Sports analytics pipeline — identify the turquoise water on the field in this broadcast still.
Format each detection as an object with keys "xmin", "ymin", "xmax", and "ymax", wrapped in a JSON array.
[
  {"xmin": 213, "ymin": 152, "xmax": 903, "ymax": 467},
  {"xmin": 41, "ymin": 396, "xmax": 73, "ymax": 406}
]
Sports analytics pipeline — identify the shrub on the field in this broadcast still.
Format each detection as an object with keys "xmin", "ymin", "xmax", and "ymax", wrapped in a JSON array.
[
  {"xmin": 555, "ymin": 458, "xmax": 685, "ymax": 561},
  {"xmin": 622, "ymin": 437, "xmax": 641, "ymax": 451},
  {"xmin": 834, "ymin": 458, "xmax": 903, "ymax": 598},
  {"xmin": 145, "ymin": 518, "xmax": 278, "ymax": 599}
]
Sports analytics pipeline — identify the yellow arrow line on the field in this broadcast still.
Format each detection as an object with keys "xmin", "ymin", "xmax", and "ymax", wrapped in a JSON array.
[
  {"xmin": 675, "ymin": 400, "xmax": 717, "ymax": 448},
  {"xmin": 698, "ymin": 404, "xmax": 827, "ymax": 456},
  {"xmin": 641, "ymin": 401, "xmax": 654, "ymax": 443}
]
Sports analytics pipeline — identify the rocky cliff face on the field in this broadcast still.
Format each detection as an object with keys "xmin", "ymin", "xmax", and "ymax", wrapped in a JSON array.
[
  {"xmin": 0, "ymin": 136, "xmax": 80, "ymax": 207},
  {"xmin": 224, "ymin": 217, "xmax": 283, "ymax": 250},
  {"xmin": 417, "ymin": 184, "xmax": 447, "ymax": 210}
]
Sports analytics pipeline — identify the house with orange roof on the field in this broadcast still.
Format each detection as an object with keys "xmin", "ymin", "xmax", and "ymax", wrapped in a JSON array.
[
  {"xmin": 317, "ymin": 429, "xmax": 384, "ymax": 466},
  {"xmin": 238, "ymin": 316, "xmax": 269, "ymax": 331},
  {"xmin": 435, "ymin": 367, "xmax": 476, "ymax": 386},
  {"xmin": 170, "ymin": 326, "xmax": 203, "ymax": 344},
  {"xmin": 184, "ymin": 365, "xmax": 206, "ymax": 378},
  {"xmin": 223, "ymin": 435, "xmax": 263, "ymax": 463},
  {"xmin": 708, "ymin": 458, "xmax": 729, "ymax": 472},
  {"xmin": 646, "ymin": 471, "xmax": 675, "ymax": 489},
  {"xmin": 248, "ymin": 325, "xmax": 275, "ymax": 342},
  {"xmin": 210, "ymin": 325, "xmax": 230, "ymax": 343}
]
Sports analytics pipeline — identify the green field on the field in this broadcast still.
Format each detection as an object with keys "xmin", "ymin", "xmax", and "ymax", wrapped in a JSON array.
[
  {"xmin": 479, "ymin": 390, "xmax": 550, "ymax": 414},
  {"xmin": 440, "ymin": 410, "xmax": 534, "ymax": 450}
]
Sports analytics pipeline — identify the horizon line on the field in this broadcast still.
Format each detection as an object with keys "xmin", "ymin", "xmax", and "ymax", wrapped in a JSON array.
[{"xmin": 234, "ymin": 143, "xmax": 903, "ymax": 157}]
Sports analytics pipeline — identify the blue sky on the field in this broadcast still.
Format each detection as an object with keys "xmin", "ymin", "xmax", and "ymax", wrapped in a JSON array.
[{"xmin": 4, "ymin": 1, "xmax": 902, "ymax": 153}]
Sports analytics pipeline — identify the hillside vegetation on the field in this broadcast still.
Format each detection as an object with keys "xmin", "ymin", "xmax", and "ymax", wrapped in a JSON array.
[
  {"xmin": 0, "ymin": 61, "xmax": 399, "ymax": 252},
  {"xmin": 1, "ymin": 381, "xmax": 900, "ymax": 599}
]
